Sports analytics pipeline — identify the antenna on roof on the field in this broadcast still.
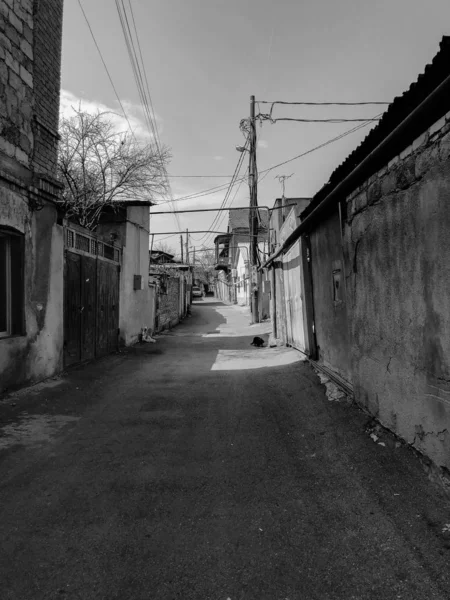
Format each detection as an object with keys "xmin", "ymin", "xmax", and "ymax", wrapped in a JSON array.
[{"xmin": 275, "ymin": 174, "xmax": 294, "ymax": 199}]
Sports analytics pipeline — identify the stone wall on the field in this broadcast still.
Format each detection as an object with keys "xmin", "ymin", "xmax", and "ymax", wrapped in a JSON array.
[
  {"xmin": 157, "ymin": 276, "xmax": 181, "ymax": 331},
  {"xmin": 344, "ymin": 109, "xmax": 450, "ymax": 470}
]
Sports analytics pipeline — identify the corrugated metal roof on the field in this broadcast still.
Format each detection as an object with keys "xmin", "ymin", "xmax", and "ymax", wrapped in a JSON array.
[
  {"xmin": 302, "ymin": 36, "xmax": 450, "ymax": 218},
  {"xmin": 228, "ymin": 207, "xmax": 269, "ymax": 231}
]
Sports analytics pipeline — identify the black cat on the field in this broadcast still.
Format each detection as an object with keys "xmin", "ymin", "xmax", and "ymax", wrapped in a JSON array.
[{"xmin": 251, "ymin": 336, "xmax": 265, "ymax": 347}]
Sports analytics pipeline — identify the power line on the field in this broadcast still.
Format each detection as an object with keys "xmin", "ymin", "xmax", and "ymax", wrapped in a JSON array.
[
  {"xmin": 159, "ymin": 116, "xmax": 379, "ymax": 205},
  {"xmin": 257, "ymin": 116, "xmax": 381, "ymax": 123},
  {"xmin": 77, "ymin": 0, "xmax": 136, "ymax": 137},
  {"xmin": 115, "ymin": 0, "xmax": 183, "ymax": 232},
  {"xmin": 257, "ymin": 100, "xmax": 390, "ymax": 106},
  {"xmin": 194, "ymin": 138, "xmax": 249, "ymax": 244}
]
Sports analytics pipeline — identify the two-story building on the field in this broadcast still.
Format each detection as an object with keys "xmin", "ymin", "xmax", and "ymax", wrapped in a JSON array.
[{"xmin": 214, "ymin": 207, "xmax": 268, "ymax": 313}]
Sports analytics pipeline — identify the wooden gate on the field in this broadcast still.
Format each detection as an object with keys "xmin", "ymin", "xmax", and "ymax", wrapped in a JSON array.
[{"xmin": 64, "ymin": 225, "xmax": 121, "ymax": 367}]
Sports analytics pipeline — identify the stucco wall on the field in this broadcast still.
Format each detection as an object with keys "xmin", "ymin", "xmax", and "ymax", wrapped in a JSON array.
[
  {"xmin": 344, "ymin": 112, "xmax": 450, "ymax": 469},
  {"xmin": 119, "ymin": 206, "xmax": 153, "ymax": 345},
  {"xmin": 0, "ymin": 191, "xmax": 63, "ymax": 393},
  {"xmin": 310, "ymin": 209, "xmax": 351, "ymax": 383}
]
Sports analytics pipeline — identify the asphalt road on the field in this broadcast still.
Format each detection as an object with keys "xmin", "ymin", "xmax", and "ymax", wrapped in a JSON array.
[{"xmin": 1, "ymin": 298, "xmax": 450, "ymax": 600}]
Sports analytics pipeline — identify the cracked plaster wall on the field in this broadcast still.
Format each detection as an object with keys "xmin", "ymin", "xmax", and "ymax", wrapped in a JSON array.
[
  {"xmin": 0, "ymin": 191, "xmax": 64, "ymax": 393},
  {"xmin": 309, "ymin": 209, "xmax": 352, "ymax": 383},
  {"xmin": 344, "ymin": 112, "xmax": 450, "ymax": 469}
]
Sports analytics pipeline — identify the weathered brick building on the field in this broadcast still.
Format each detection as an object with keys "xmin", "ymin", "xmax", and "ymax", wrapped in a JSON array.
[{"xmin": 0, "ymin": 0, "xmax": 65, "ymax": 392}]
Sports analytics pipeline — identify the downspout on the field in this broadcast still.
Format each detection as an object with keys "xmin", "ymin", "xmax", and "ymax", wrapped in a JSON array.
[{"xmin": 260, "ymin": 70, "xmax": 450, "ymax": 269}]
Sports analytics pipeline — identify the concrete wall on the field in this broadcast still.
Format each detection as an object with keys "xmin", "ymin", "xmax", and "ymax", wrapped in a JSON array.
[
  {"xmin": 310, "ymin": 209, "xmax": 352, "ymax": 383},
  {"xmin": 97, "ymin": 205, "xmax": 154, "ymax": 345},
  {"xmin": 344, "ymin": 111, "xmax": 450, "ymax": 469},
  {"xmin": 0, "ymin": 0, "xmax": 64, "ymax": 393},
  {"xmin": 119, "ymin": 206, "xmax": 153, "ymax": 345}
]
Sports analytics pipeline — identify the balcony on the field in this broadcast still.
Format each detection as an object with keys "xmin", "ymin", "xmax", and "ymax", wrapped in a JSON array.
[{"xmin": 215, "ymin": 255, "xmax": 231, "ymax": 271}]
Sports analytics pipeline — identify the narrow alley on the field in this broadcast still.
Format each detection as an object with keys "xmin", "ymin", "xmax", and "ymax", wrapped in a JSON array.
[{"xmin": 1, "ymin": 299, "xmax": 450, "ymax": 599}]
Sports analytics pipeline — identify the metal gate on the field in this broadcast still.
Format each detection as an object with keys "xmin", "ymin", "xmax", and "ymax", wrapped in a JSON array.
[
  {"xmin": 282, "ymin": 239, "xmax": 306, "ymax": 353},
  {"xmin": 64, "ymin": 225, "xmax": 121, "ymax": 367}
]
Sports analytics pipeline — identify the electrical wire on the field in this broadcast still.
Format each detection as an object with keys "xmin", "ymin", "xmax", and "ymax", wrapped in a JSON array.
[
  {"xmin": 257, "ymin": 100, "xmax": 390, "ymax": 106},
  {"xmin": 192, "ymin": 138, "xmax": 249, "ymax": 244},
  {"xmin": 257, "ymin": 116, "xmax": 381, "ymax": 123},
  {"xmin": 77, "ymin": 0, "xmax": 136, "ymax": 138},
  {"xmin": 158, "ymin": 115, "xmax": 379, "ymax": 205},
  {"xmin": 115, "ymin": 0, "xmax": 183, "ymax": 232},
  {"xmin": 200, "ymin": 167, "xmax": 249, "ymax": 248}
]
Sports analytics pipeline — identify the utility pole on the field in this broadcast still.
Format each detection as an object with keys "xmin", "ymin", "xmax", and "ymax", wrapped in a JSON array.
[
  {"xmin": 185, "ymin": 229, "xmax": 189, "ymax": 264},
  {"xmin": 180, "ymin": 235, "xmax": 184, "ymax": 263},
  {"xmin": 249, "ymin": 94, "xmax": 259, "ymax": 323}
]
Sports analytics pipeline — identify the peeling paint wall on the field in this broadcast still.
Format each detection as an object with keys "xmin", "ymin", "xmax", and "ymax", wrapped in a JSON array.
[
  {"xmin": 119, "ymin": 206, "xmax": 153, "ymax": 345},
  {"xmin": 344, "ymin": 113, "xmax": 450, "ymax": 469},
  {"xmin": 0, "ymin": 194, "xmax": 63, "ymax": 393},
  {"xmin": 0, "ymin": 0, "xmax": 64, "ymax": 393},
  {"xmin": 310, "ymin": 209, "xmax": 352, "ymax": 383}
]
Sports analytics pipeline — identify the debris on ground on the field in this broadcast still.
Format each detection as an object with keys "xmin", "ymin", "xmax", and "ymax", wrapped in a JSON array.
[{"xmin": 314, "ymin": 369, "xmax": 349, "ymax": 403}]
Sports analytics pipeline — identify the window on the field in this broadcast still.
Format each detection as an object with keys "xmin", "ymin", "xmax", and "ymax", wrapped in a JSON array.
[{"xmin": 0, "ymin": 229, "xmax": 24, "ymax": 337}]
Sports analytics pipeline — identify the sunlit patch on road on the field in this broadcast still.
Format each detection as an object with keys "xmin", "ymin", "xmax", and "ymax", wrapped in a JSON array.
[{"xmin": 211, "ymin": 347, "xmax": 304, "ymax": 370}]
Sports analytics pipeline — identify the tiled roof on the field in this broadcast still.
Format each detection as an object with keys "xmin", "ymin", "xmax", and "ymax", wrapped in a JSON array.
[
  {"xmin": 302, "ymin": 36, "xmax": 450, "ymax": 218},
  {"xmin": 228, "ymin": 208, "xmax": 269, "ymax": 231}
]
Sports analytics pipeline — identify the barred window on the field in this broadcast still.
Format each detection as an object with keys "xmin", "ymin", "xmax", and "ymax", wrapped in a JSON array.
[{"xmin": 0, "ymin": 229, "xmax": 24, "ymax": 337}]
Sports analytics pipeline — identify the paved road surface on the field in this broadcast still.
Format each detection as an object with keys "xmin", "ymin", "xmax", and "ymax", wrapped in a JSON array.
[{"xmin": 1, "ymin": 298, "xmax": 450, "ymax": 600}]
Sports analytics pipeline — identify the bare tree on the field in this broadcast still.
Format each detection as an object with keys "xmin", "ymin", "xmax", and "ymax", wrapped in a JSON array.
[
  {"xmin": 193, "ymin": 247, "xmax": 216, "ymax": 285},
  {"xmin": 153, "ymin": 241, "xmax": 176, "ymax": 257},
  {"xmin": 57, "ymin": 109, "xmax": 171, "ymax": 230}
]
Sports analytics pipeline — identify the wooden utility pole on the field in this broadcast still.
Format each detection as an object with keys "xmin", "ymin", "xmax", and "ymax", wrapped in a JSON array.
[
  {"xmin": 249, "ymin": 94, "xmax": 259, "ymax": 323},
  {"xmin": 180, "ymin": 235, "xmax": 184, "ymax": 263},
  {"xmin": 185, "ymin": 229, "xmax": 189, "ymax": 264}
]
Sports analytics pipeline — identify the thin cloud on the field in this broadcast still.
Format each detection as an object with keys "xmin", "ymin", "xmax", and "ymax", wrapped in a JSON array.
[
  {"xmin": 257, "ymin": 140, "xmax": 268, "ymax": 149},
  {"xmin": 59, "ymin": 89, "xmax": 162, "ymax": 142},
  {"xmin": 213, "ymin": 155, "xmax": 224, "ymax": 161}
]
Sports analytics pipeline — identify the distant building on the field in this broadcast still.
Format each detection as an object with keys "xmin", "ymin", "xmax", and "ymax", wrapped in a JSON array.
[{"xmin": 214, "ymin": 208, "xmax": 268, "ymax": 312}]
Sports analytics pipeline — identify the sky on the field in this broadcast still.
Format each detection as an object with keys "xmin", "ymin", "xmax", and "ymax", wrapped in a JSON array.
[{"xmin": 61, "ymin": 0, "xmax": 450, "ymax": 257}]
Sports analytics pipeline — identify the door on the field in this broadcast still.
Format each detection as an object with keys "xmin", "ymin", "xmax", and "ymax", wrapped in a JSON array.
[
  {"xmin": 64, "ymin": 252, "xmax": 82, "ymax": 366},
  {"xmin": 64, "ymin": 226, "xmax": 121, "ymax": 367}
]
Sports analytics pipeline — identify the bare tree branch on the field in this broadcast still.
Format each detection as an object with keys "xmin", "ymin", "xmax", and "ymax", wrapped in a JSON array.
[{"xmin": 57, "ymin": 108, "xmax": 171, "ymax": 230}]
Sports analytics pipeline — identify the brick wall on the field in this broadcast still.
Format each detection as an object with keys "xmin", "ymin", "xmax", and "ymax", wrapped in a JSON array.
[
  {"xmin": 0, "ymin": 0, "xmax": 35, "ymax": 167},
  {"xmin": 32, "ymin": 0, "xmax": 64, "ymax": 179},
  {"xmin": 0, "ymin": 0, "xmax": 63, "ymax": 177}
]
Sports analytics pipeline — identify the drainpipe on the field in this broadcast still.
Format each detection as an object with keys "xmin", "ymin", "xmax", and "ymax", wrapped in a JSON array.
[{"xmin": 260, "ymin": 70, "xmax": 450, "ymax": 269}]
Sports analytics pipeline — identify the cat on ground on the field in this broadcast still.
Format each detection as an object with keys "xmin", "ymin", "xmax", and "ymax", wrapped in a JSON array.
[{"xmin": 251, "ymin": 336, "xmax": 265, "ymax": 347}]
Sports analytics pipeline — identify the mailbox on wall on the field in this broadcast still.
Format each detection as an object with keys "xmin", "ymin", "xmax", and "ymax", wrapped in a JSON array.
[{"xmin": 133, "ymin": 275, "xmax": 144, "ymax": 290}]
